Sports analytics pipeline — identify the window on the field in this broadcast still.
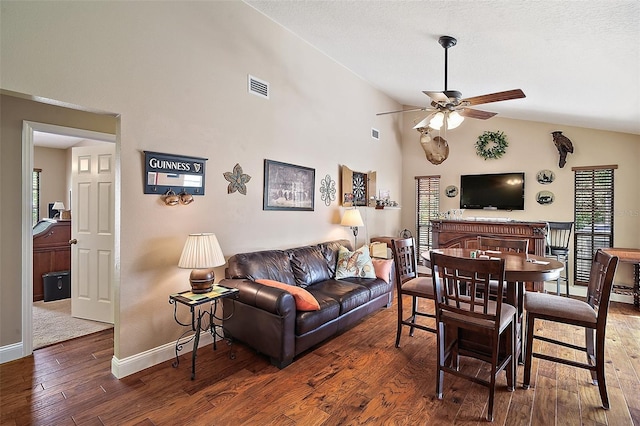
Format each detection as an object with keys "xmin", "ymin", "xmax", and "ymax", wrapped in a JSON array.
[
  {"xmin": 415, "ymin": 175, "xmax": 440, "ymax": 254},
  {"xmin": 573, "ymin": 165, "xmax": 616, "ymax": 285},
  {"xmin": 32, "ymin": 168, "xmax": 41, "ymax": 226}
]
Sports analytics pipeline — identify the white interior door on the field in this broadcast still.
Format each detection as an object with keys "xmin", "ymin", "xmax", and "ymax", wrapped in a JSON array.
[{"xmin": 71, "ymin": 145, "xmax": 115, "ymax": 323}]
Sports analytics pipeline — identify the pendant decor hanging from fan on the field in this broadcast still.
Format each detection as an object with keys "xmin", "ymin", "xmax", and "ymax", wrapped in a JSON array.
[{"xmin": 377, "ymin": 35, "xmax": 525, "ymax": 164}]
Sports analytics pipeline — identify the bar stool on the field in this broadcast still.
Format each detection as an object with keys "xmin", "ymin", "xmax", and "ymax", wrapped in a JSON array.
[{"xmin": 546, "ymin": 221, "xmax": 573, "ymax": 296}]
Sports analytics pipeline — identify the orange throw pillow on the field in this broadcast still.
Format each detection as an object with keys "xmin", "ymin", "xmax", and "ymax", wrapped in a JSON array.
[{"xmin": 255, "ymin": 279, "xmax": 320, "ymax": 311}]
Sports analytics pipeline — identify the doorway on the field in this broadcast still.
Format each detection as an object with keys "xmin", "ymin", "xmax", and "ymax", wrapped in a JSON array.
[{"xmin": 22, "ymin": 121, "xmax": 117, "ymax": 356}]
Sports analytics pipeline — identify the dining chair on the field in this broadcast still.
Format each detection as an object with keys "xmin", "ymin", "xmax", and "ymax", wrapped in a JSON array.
[
  {"xmin": 391, "ymin": 238, "xmax": 436, "ymax": 348},
  {"xmin": 476, "ymin": 236, "xmax": 528, "ymax": 298},
  {"xmin": 523, "ymin": 249, "xmax": 619, "ymax": 409},
  {"xmin": 431, "ymin": 252, "xmax": 516, "ymax": 422},
  {"xmin": 477, "ymin": 236, "xmax": 529, "ymax": 253},
  {"xmin": 545, "ymin": 221, "xmax": 574, "ymax": 296}
]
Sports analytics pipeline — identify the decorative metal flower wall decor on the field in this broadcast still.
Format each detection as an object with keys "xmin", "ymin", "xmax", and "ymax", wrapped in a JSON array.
[
  {"xmin": 319, "ymin": 174, "xmax": 336, "ymax": 206},
  {"xmin": 223, "ymin": 163, "xmax": 251, "ymax": 195}
]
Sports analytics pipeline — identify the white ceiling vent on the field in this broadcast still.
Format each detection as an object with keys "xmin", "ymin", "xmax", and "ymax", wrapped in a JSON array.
[
  {"xmin": 371, "ymin": 128, "xmax": 380, "ymax": 140},
  {"xmin": 248, "ymin": 75, "xmax": 269, "ymax": 99}
]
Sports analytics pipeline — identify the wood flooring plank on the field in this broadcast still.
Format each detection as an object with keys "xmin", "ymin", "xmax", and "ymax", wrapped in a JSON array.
[
  {"xmin": 604, "ymin": 385, "xmax": 634, "ymax": 426},
  {"xmin": 2, "ymin": 301, "xmax": 638, "ymax": 425},
  {"xmin": 530, "ymin": 375, "xmax": 556, "ymax": 426}
]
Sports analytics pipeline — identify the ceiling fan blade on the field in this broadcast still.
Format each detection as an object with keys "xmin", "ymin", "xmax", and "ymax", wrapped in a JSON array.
[
  {"xmin": 459, "ymin": 108, "xmax": 498, "ymax": 120},
  {"xmin": 413, "ymin": 114, "xmax": 435, "ymax": 129},
  {"xmin": 462, "ymin": 89, "xmax": 525, "ymax": 106},
  {"xmin": 423, "ymin": 91, "xmax": 449, "ymax": 103},
  {"xmin": 376, "ymin": 107, "xmax": 426, "ymax": 116}
]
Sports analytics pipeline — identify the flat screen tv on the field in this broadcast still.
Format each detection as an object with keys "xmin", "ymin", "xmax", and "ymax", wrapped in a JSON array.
[{"xmin": 460, "ymin": 172, "xmax": 525, "ymax": 211}]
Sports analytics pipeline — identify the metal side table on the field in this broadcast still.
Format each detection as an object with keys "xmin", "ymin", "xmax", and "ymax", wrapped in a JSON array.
[{"xmin": 169, "ymin": 284, "xmax": 239, "ymax": 379}]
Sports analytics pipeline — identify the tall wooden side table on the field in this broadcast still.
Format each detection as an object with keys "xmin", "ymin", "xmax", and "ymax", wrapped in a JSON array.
[
  {"xmin": 169, "ymin": 285, "xmax": 239, "ymax": 379},
  {"xmin": 603, "ymin": 248, "xmax": 640, "ymax": 310}
]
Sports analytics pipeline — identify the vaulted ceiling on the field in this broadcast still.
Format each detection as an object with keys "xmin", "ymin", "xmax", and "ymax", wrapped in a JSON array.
[{"xmin": 246, "ymin": 1, "xmax": 640, "ymax": 135}]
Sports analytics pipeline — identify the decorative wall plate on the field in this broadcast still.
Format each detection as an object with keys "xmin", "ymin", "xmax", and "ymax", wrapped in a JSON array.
[
  {"xmin": 536, "ymin": 169, "xmax": 555, "ymax": 184},
  {"xmin": 445, "ymin": 185, "xmax": 458, "ymax": 198},
  {"xmin": 536, "ymin": 190, "xmax": 554, "ymax": 205}
]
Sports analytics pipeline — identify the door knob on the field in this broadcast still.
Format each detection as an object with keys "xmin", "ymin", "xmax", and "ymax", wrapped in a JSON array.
[{"xmin": 69, "ymin": 239, "xmax": 78, "ymax": 245}]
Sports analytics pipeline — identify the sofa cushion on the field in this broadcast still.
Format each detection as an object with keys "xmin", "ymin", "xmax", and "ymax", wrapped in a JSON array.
[
  {"xmin": 335, "ymin": 245, "xmax": 376, "ymax": 280},
  {"xmin": 227, "ymin": 250, "xmax": 296, "ymax": 285},
  {"xmin": 256, "ymin": 279, "xmax": 320, "ymax": 311},
  {"xmin": 295, "ymin": 294, "xmax": 341, "ymax": 335},
  {"xmin": 340, "ymin": 276, "xmax": 392, "ymax": 300},
  {"xmin": 308, "ymin": 279, "xmax": 371, "ymax": 315},
  {"xmin": 288, "ymin": 245, "xmax": 332, "ymax": 288}
]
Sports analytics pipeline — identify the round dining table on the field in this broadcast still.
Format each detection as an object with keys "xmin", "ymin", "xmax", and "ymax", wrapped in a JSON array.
[{"xmin": 421, "ymin": 248, "xmax": 564, "ymax": 363}]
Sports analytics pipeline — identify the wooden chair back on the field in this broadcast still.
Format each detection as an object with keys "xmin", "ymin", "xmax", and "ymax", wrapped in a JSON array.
[
  {"xmin": 392, "ymin": 237, "xmax": 419, "ymax": 285},
  {"xmin": 587, "ymin": 249, "xmax": 619, "ymax": 328},
  {"xmin": 431, "ymin": 253, "xmax": 506, "ymax": 324},
  {"xmin": 477, "ymin": 236, "xmax": 529, "ymax": 253}
]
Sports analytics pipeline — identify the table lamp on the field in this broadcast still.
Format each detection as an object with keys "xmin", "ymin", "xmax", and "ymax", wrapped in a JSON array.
[
  {"xmin": 52, "ymin": 201, "xmax": 65, "ymax": 218},
  {"xmin": 341, "ymin": 208, "xmax": 364, "ymax": 248},
  {"xmin": 178, "ymin": 233, "xmax": 226, "ymax": 293}
]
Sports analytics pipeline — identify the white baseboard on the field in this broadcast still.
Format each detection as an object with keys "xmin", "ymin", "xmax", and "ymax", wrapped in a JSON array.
[
  {"xmin": 111, "ymin": 331, "xmax": 214, "ymax": 379},
  {"xmin": 0, "ymin": 342, "xmax": 23, "ymax": 364}
]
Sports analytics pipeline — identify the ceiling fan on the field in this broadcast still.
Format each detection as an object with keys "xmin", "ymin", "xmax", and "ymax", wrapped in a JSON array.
[{"xmin": 377, "ymin": 35, "xmax": 525, "ymax": 131}]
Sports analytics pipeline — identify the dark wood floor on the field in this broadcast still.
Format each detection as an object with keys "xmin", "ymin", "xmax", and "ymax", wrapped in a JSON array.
[{"xmin": 2, "ymin": 298, "xmax": 639, "ymax": 425}]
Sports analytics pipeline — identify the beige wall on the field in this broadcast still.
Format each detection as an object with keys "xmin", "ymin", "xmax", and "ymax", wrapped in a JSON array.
[
  {"xmin": 398, "ymin": 112, "xmax": 640, "ymax": 285},
  {"xmin": 0, "ymin": 2, "xmax": 403, "ymax": 356},
  {"xmin": 34, "ymin": 146, "xmax": 69, "ymax": 219}
]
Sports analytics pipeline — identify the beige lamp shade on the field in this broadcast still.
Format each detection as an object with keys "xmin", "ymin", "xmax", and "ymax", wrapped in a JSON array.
[
  {"xmin": 340, "ymin": 208, "xmax": 364, "ymax": 227},
  {"xmin": 341, "ymin": 208, "xmax": 364, "ymax": 248},
  {"xmin": 178, "ymin": 233, "xmax": 225, "ymax": 293},
  {"xmin": 52, "ymin": 201, "xmax": 65, "ymax": 211}
]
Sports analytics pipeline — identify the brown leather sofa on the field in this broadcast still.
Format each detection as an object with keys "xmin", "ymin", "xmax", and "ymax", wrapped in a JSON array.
[{"xmin": 220, "ymin": 239, "xmax": 393, "ymax": 368}]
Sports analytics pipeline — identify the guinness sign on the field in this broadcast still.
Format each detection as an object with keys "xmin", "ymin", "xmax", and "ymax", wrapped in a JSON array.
[{"xmin": 144, "ymin": 151, "xmax": 208, "ymax": 195}]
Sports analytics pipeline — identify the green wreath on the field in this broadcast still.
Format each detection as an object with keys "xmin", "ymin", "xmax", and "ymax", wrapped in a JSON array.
[{"xmin": 475, "ymin": 131, "xmax": 508, "ymax": 160}]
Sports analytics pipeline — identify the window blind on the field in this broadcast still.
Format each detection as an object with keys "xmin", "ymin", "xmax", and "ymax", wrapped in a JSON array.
[
  {"xmin": 32, "ymin": 168, "xmax": 41, "ymax": 227},
  {"xmin": 573, "ymin": 166, "xmax": 616, "ymax": 285},
  {"xmin": 415, "ymin": 175, "xmax": 440, "ymax": 254}
]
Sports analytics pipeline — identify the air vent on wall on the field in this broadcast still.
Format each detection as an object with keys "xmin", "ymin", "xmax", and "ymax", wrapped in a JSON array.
[
  {"xmin": 248, "ymin": 75, "xmax": 269, "ymax": 99},
  {"xmin": 371, "ymin": 128, "xmax": 380, "ymax": 140}
]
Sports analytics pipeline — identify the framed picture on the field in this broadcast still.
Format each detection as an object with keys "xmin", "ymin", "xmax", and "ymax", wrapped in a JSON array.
[{"xmin": 263, "ymin": 160, "xmax": 315, "ymax": 211}]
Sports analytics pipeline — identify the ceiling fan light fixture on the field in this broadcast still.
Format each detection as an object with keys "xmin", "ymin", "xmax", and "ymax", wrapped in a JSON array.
[
  {"xmin": 428, "ymin": 112, "xmax": 444, "ymax": 129},
  {"xmin": 447, "ymin": 110, "xmax": 464, "ymax": 129}
]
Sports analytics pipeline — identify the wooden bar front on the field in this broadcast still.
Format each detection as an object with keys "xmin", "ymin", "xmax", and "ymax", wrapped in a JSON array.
[{"xmin": 431, "ymin": 219, "xmax": 548, "ymax": 291}]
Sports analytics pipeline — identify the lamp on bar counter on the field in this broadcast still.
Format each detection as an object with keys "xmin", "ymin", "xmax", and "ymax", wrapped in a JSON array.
[{"xmin": 178, "ymin": 233, "xmax": 225, "ymax": 293}]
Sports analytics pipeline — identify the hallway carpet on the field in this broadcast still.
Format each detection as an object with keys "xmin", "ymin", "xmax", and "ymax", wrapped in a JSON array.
[{"xmin": 32, "ymin": 299, "xmax": 113, "ymax": 349}]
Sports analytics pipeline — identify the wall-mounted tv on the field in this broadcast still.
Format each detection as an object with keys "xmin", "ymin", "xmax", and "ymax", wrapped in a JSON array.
[{"xmin": 460, "ymin": 172, "xmax": 525, "ymax": 211}]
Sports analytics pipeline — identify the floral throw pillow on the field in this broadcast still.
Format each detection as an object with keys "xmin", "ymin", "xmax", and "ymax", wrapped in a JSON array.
[{"xmin": 335, "ymin": 245, "xmax": 376, "ymax": 279}]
